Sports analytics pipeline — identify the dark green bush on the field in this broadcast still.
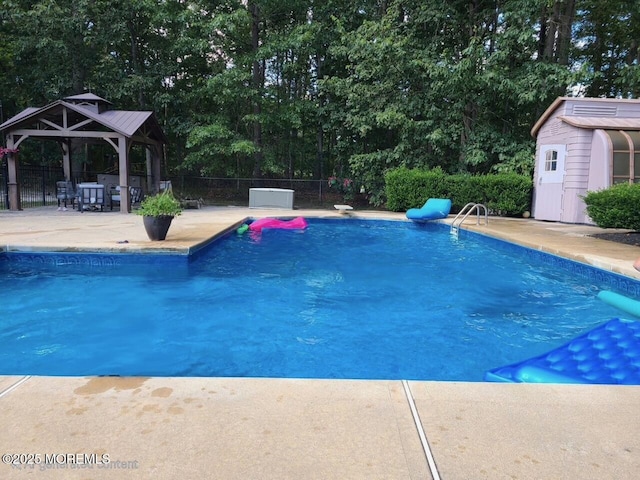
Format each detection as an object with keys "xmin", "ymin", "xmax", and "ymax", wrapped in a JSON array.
[
  {"xmin": 384, "ymin": 167, "xmax": 449, "ymax": 211},
  {"xmin": 385, "ymin": 167, "xmax": 532, "ymax": 216},
  {"xmin": 583, "ymin": 184, "xmax": 640, "ymax": 230},
  {"xmin": 447, "ymin": 174, "xmax": 484, "ymax": 209},
  {"xmin": 480, "ymin": 174, "xmax": 532, "ymax": 216}
]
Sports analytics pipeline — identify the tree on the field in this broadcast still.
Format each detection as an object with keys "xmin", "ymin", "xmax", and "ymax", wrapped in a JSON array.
[
  {"xmin": 2, "ymin": 0, "xmax": 638, "ymax": 206},
  {"xmin": 573, "ymin": 0, "xmax": 640, "ymax": 97}
]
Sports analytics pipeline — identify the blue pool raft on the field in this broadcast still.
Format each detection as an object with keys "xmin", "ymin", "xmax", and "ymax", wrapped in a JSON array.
[
  {"xmin": 406, "ymin": 198, "xmax": 452, "ymax": 222},
  {"xmin": 484, "ymin": 318, "xmax": 640, "ymax": 385}
]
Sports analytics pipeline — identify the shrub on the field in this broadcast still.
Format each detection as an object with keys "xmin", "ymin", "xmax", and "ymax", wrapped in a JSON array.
[
  {"xmin": 385, "ymin": 167, "xmax": 532, "ymax": 216},
  {"xmin": 384, "ymin": 167, "xmax": 448, "ymax": 211},
  {"xmin": 480, "ymin": 174, "xmax": 532, "ymax": 216},
  {"xmin": 447, "ymin": 174, "xmax": 483, "ymax": 209},
  {"xmin": 583, "ymin": 184, "xmax": 640, "ymax": 230}
]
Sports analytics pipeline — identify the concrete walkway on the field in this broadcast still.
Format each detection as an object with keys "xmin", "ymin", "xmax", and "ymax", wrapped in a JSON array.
[{"xmin": 1, "ymin": 206, "xmax": 640, "ymax": 479}]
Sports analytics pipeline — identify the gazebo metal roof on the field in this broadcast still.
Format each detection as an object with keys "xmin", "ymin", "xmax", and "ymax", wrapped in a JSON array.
[{"xmin": 0, "ymin": 94, "xmax": 166, "ymax": 144}]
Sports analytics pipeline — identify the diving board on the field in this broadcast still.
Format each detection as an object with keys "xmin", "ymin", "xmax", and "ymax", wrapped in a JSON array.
[{"xmin": 334, "ymin": 204, "xmax": 353, "ymax": 214}]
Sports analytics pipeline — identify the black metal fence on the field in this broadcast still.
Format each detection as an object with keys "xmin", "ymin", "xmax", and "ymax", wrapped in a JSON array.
[
  {"xmin": 165, "ymin": 175, "xmax": 368, "ymax": 208},
  {"xmin": 0, "ymin": 164, "xmax": 370, "ymax": 210},
  {"xmin": 0, "ymin": 162, "xmax": 64, "ymax": 209}
]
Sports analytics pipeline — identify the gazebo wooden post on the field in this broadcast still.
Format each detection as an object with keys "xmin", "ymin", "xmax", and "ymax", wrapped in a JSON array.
[
  {"xmin": 145, "ymin": 147, "xmax": 153, "ymax": 194},
  {"xmin": 61, "ymin": 140, "xmax": 72, "ymax": 182},
  {"xmin": 155, "ymin": 145, "xmax": 163, "ymax": 193},
  {"xmin": 146, "ymin": 145, "xmax": 162, "ymax": 194},
  {"xmin": 5, "ymin": 135, "xmax": 21, "ymax": 211},
  {"xmin": 117, "ymin": 137, "xmax": 131, "ymax": 213}
]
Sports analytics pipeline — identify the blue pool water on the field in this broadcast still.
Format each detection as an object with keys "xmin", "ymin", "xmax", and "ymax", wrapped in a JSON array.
[{"xmin": 0, "ymin": 218, "xmax": 638, "ymax": 381}]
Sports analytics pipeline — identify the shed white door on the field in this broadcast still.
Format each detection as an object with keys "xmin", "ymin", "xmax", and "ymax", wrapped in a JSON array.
[{"xmin": 533, "ymin": 145, "xmax": 565, "ymax": 221}]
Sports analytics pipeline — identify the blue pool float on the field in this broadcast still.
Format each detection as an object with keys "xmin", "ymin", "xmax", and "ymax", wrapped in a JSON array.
[
  {"xmin": 597, "ymin": 290, "xmax": 640, "ymax": 318},
  {"xmin": 484, "ymin": 318, "xmax": 640, "ymax": 385},
  {"xmin": 406, "ymin": 198, "xmax": 452, "ymax": 222}
]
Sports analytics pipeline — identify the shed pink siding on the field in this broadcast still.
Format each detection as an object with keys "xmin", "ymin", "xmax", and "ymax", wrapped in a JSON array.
[{"xmin": 587, "ymin": 130, "xmax": 611, "ymax": 194}]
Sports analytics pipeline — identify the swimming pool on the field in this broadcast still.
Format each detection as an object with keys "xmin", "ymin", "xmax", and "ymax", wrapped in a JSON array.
[{"xmin": 1, "ymin": 218, "xmax": 638, "ymax": 381}]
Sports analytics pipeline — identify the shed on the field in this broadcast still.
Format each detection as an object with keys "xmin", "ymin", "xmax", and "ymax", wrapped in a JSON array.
[
  {"xmin": 531, "ymin": 97, "xmax": 640, "ymax": 224},
  {"xmin": 0, "ymin": 93, "xmax": 166, "ymax": 213}
]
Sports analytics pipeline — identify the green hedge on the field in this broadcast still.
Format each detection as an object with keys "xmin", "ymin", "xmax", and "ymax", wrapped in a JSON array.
[
  {"xmin": 385, "ymin": 167, "xmax": 532, "ymax": 216},
  {"xmin": 583, "ymin": 184, "xmax": 640, "ymax": 230},
  {"xmin": 384, "ymin": 167, "xmax": 449, "ymax": 211}
]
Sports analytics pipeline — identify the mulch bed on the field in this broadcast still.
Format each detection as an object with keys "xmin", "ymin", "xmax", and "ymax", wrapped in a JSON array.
[{"xmin": 590, "ymin": 232, "xmax": 640, "ymax": 247}]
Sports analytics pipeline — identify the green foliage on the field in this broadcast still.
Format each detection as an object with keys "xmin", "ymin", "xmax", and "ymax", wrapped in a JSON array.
[
  {"xmin": 349, "ymin": 150, "xmax": 400, "ymax": 207},
  {"xmin": 136, "ymin": 192, "xmax": 183, "ymax": 218},
  {"xmin": 183, "ymin": 121, "xmax": 257, "ymax": 177},
  {"xmin": 327, "ymin": 175, "xmax": 355, "ymax": 202},
  {"xmin": 385, "ymin": 167, "xmax": 531, "ymax": 216},
  {"xmin": 583, "ymin": 184, "xmax": 640, "ymax": 230},
  {"xmin": 491, "ymin": 149, "xmax": 535, "ymax": 177}
]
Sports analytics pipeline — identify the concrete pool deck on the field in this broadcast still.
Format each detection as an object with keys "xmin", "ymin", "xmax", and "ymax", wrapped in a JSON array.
[{"xmin": 1, "ymin": 206, "xmax": 640, "ymax": 479}]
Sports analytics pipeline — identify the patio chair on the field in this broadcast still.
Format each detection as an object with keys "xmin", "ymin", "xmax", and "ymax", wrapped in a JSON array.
[
  {"xmin": 130, "ymin": 187, "xmax": 144, "ymax": 207},
  {"xmin": 109, "ymin": 186, "xmax": 121, "ymax": 211},
  {"xmin": 77, "ymin": 183, "xmax": 105, "ymax": 212},
  {"xmin": 110, "ymin": 186, "xmax": 144, "ymax": 211},
  {"xmin": 56, "ymin": 181, "xmax": 75, "ymax": 210}
]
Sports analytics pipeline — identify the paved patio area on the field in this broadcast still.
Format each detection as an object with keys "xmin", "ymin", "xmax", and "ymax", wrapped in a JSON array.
[{"xmin": 1, "ymin": 206, "xmax": 640, "ymax": 479}]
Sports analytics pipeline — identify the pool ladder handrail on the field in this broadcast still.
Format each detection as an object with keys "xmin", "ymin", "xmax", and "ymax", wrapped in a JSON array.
[{"xmin": 450, "ymin": 202, "xmax": 488, "ymax": 236}]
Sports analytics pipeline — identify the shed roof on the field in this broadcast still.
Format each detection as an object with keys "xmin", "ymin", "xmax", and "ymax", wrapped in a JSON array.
[
  {"xmin": 531, "ymin": 97, "xmax": 640, "ymax": 138},
  {"xmin": 558, "ymin": 116, "xmax": 640, "ymax": 130}
]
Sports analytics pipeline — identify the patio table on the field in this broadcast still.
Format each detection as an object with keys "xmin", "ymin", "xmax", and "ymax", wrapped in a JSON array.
[{"xmin": 77, "ymin": 183, "xmax": 106, "ymax": 212}]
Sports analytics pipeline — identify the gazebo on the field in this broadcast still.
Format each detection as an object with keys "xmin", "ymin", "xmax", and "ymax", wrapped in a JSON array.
[{"xmin": 0, "ymin": 93, "xmax": 167, "ymax": 213}]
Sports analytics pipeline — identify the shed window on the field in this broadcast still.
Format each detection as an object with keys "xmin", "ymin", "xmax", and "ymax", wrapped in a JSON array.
[
  {"xmin": 538, "ymin": 144, "xmax": 565, "ymax": 183},
  {"xmin": 605, "ymin": 130, "xmax": 640, "ymax": 184},
  {"xmin": 545, "ymin": 150, "xmax": 558, "ymax": 171}
]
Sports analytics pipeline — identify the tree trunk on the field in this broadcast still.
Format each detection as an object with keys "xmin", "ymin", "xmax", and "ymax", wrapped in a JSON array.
[
  {"xmin": 315, "ymin": 52, "xmax": 324, "ymax": 181},
  {"xmin": 538, "ymin": 4, "xmax": 548, "ymax": 60},
  {"xmin": 541, "ymin": 0, "xmax": 576, "ymax": 65},
  {"xmin": 556, "ymin": 0, "xmax": 576, "ymax": 66},
  {"xmin": 250, "ymin": 1, "xmax": 264, "ymax": 179},
  {"xmin": 542, "ymin": 1, "xmax": 559, "ymax": 60},
  {"xmin": 127, "ymin": 17, "xmax": 145, "ymax": 108},
  {"xmin": 459, "ymin": 102, "xmax": 477, "ymax": 170},
  {"xmin": 70, "ymin": 3, "xmax": 86, "ymax": 94}
]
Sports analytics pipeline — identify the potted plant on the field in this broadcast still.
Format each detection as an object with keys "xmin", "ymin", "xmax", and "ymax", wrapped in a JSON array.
[{"xmin": 136, "ymin": 191, "xmax": 182, "ymax": 241}]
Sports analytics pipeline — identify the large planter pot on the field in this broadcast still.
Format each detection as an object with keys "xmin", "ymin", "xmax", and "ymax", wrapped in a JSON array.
[{"xmin": 143, "ymin": 215, "xmax": 174, "ymax": 241}]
